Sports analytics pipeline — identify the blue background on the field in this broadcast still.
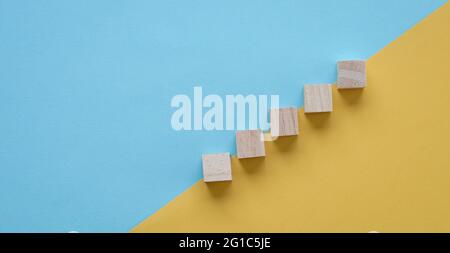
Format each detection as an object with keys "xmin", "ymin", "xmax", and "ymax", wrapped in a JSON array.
[{"xmin": 0, "ymin": 0, "xmax": 446, "ymax": 232}]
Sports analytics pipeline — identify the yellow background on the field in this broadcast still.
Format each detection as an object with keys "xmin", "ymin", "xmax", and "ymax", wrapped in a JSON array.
[{"xmin": 133, "ymin": 2, "xmax": 450, "ymax": 232}]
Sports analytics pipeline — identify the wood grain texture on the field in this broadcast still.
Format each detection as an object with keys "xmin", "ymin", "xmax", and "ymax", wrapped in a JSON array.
[
  {"xmin": 133, "ymin": 2, "xmax": 450, "ymax": 233},
  {"xmin": 202, "ymin": 153, "xmax": 232, "ymax": 182},
  {"xmin": 236, "ymin": 130, "xmax": 265, "ymax": 159},
  {"xmin": 304, "ymin": 84, "xmax": 333, "ymax": 113},
  {"xmin": 270, "ymin": 107, "xmax": 299, "ymax": 137},
  {"xmin": 337, "ymin": 60, "xmax": 366, "ymax": 89}
]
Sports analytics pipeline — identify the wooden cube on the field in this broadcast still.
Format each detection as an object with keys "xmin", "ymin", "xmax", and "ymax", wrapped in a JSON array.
[
  {"xmin": 270, "ymin": 107, "xmax": 299, "ymax": 137},
  {"xmin": 304, "ymin": 84, "xmax": 333, "ymax": 113},
  {"xmin": 337, "ymin": 60, "xmax": 366, "ymax": 89},
  {"xmin": 202, "ymin": 153, "xmax": 232, "ymax": 182},
  {"xmin": 236, "ymin": 130, "xmax": 265, "ymax": 159}
]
